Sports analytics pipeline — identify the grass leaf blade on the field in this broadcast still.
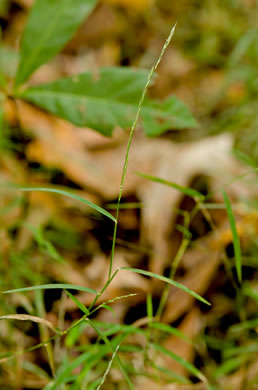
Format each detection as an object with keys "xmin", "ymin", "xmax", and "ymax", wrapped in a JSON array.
[
  {"xmin": 3, "ymin": 284, "xmax": 97, "ymax": 295},
  {"xmin": 20, "ymin": 187, "xmax": 116, "ymax": 222},
  {"xmin": 223, "ymin": 191, "xmax": 242, "ymax": 283},
  {"xmin": 121, "ymin": 267, "xmax": 210, "ymax": 305},
  {"xmin": 136, "ymin": 172, "xmax": 204, "ymax": 199}
]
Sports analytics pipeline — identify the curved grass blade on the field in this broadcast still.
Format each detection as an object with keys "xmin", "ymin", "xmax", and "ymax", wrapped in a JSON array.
[
  {"xmin": 0, "ymin": 314, "xmax": 58, "ymax": 333},
  {"xmin": 15, "ymin": 0, "xmax": 97, "ymax": 87},
  {"xmin": 3, "ymin": 283, "xmax": 97, "ymax": 295},
  {"xmin": 65, "ymin": 290, "xmax": 89, "ymax": 315},
  {"xmin": 121, "ymin": 267, "xmax": 210, "ymax": 306},
  {"xmin": 88, "ymin": 319, "xmax": 134, "ymax": 390},
  {"xmin": 151, "ymin": 362, "xmax": 190, "ymax": 384},
  {"xmin": 96, "ymin": 343, "xmax": 120, "ymax": 390},
  {"xmin": 152, "ymin": 343, "xmax": 207, "ymax": 383},
  {"xmin": 20, "ymin": 187, "xmax": 116, "ymax": 222},
  {"xmin": 149, "ymin": 322, "xmax": 192, "ymax": 344},
  {"xmin": 136, "ymin": 172, "xmax": 204, "ymax": 199},
  {"xmin": 50, "ymin": 349, "xmax": 108, "ymax": 389},
  {"xmin": 223, "ymin": 191, "xmax": 242, "ymax": 283},
  {"xmin": 108, "ymin": 25, "xmax": 177, "ymax": 278},
  {"xmin": 0, "ymin": 93, "xmax": 4, "ymax": 131},
  {"xmin": 212, "ymin": 355, "xmax": 247, "ymax": 380}
]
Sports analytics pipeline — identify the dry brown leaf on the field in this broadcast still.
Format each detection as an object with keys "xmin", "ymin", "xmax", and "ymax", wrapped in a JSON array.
[
  {"xmin": 17, "ymin": 101, "xmax": 118, "ymax": 197},
  {"xmin": 0, "ymin": 314, "xmax": 58, "ymax": 333}
]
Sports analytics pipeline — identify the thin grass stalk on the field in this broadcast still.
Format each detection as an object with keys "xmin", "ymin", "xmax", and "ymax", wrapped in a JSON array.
[{"xmin": 109, "ymin": 24, "xmax": 177, "ymax": 278}]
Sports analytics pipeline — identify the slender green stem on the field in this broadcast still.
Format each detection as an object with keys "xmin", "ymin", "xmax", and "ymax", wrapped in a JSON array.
[
  {"xmin": 109, "ymin": 24, "xmax": 177, "ymax": 279},
  {"xmin": 156, "ymin": 237, "xmax": 190, "ymax": 320}
]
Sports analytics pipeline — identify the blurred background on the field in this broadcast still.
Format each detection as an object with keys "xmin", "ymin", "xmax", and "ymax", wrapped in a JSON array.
[{"xmin": 0, "ymin": 0, "xmax": 258, "ymax": 389}]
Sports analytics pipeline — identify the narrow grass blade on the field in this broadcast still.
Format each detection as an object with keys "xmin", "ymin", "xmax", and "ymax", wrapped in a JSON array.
[
  {"xmin": 0, "ymin": 93, "xmax": 4, "ymax": 130},
  {"xmin": 51, "ymin": 350, "xmax": 106, "ymax": 389},
  {"xmin": 65, "ymin": 290, "xmax": 89, "ymax": 315},
  {"xmin": 149, "ymin": 322, "xmax": 192, "ymax": 344},
  {"xmin": 96, "ymin": 343, "xmax": 120, "ymax": 390},
  {"xmin": 151, "ymin": 362, "xmax": 190, "ymax": 384},
  {"xmin": 3, "ymin": 283, "xmax": 97, "ymax": 295},
  {"xmin": 88, "ymin": 319, "xmax": 134, "ymax": 390},
  {"xmin": 229, "ymin": 318, "xmax": 258, "ymax": 333},
  {"xmin": 23, "ymin": 360, "xmax": 50, "ymax": 379},
  {"xmin": 108, "ymin": 24, "xmax": 177, "ymax": 278},
  {"xmin": 0, "ymin": 314, "xmax": 58, "ymax": 333},
  {"xmin": 20, "ymin": 187, "xmax": 116, "ymax": 222},
  {"xmin": 212, "ymin": 355, "xmax": 247, "ymax": 380},
  {"xmin": 101, "ymin": 305, "xmax": 115, "ymax": 314},
  {"xmin": 223, "ymin": 191, "xmax": 242, "ymax": 283},
  {"xmin": 121, "ymin": 267, "xmax": 210, "ymax": 306},
  {"xmin": 152, "ymin": 343, "xmax": 207, "ymax": 383},
  {"xmin": 89, "ymin": 321, "xmax": 144, "ymax": 338},
  {"xmin": 224, "ymin": 343, "xmax": 258, "ymax": 358},
  {"xmin": 147, "ymin": 293, "xmax": 153, "ymax": 320},
  {"xmin": 135, "ymin": 172, "xmax": 204, "ymax": 199}
]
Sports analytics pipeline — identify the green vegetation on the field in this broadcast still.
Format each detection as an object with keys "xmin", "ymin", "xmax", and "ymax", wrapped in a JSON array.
[{"xmin": 0, "ymin": 0, "xmax": 257, "ymax": 389}]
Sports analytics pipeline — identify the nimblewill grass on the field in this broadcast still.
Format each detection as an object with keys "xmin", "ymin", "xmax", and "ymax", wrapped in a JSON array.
[{"xmin": 0, "ymin": 23, "xmax": 212, "ymax": 389}]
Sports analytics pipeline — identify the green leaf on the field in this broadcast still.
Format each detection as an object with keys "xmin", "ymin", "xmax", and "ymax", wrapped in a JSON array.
[
  {"xmin": 102, "ymin": 304, "xmax": 115, "ymax": 313},
  {"xmin": 121, "ymin": 267, "xmax": 210, "ymax": 305},
  {"xmin": 65, "ymin": 290, "xmax": 89, "ymax": 315},
  {"xmin": 3, "ymin": 283, "xmax": 97, "ymax": 295},
  {"xmin": 152, "ymin": 343, "xmax": 207, "ymax": 382},
  {"xmin": 229, "ymin": 318, "xmax": 258, "ymax": 334},
  {"xmin": 0, "ymin": 93, "xmax": 4, "ymax": 131},
  {"xmin": 15, "ymin": 0, "xmax": 97, "ymax": 87},
  {"xmin": 146, "ymin": 293, "xmax": 153, "ymax": 320},
  {"xmin": 17, "ymin": 67, "xmax": 198, "ymax": 136},
  {"xmin": 50, "ymin": 349, "xmax": 107, "ymax": 389},
  {"xmin": 142, "ymin": 96, "xmax": 198, "ymax": 136},
  {"xmin": 135, "ymin": 172, "xmax": 204, "ymax": 199},
  {"xmin": 89, "ymin": 321, "xmax": 144, "ymax": 338},
  {"xmin": 223, "ymin": 343, "xmax": 258, "ymax": 358},
  {"xmin": 23, "ymin": 361, "xmax": 50, "ymax": 380},
  {"xmin": 0, "ymin": 45, "xmax": 19, "ymax": 79},
  {"xmin": 151, "ymin": 363, "xmax": 190, "ymax": 385},
  {"xmin": 20, "ymin": 187, "xmax": 116, "ymax": 222},
  {"xmin": 223, "ymin": 191, "xmax": 242, "ymax": 283},
  {"xmin": 87, "ymin": 319, "xmax": 134, "ymax": 390},
  {"xmin": 149, "ymin": 322, "xmax": 192, "ymax": 344},
  {"xmin": 242, "ymin": 282, "xmax": 258, "ymax": 301},
  {"xmin": 212, "ymin": 355, "xmax": 247, "ymax": 380},
  {"xmin": 29, "ymin": 225, "xmax": 65, "ymax": 263}
]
